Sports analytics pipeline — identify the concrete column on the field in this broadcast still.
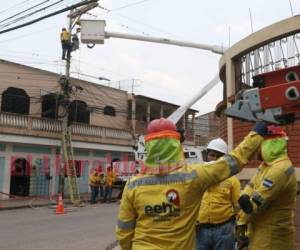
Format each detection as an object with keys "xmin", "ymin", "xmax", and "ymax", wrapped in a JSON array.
[
  {"xmin": 160, "ymin": 104, "xmax": 164, "ymax": 118},
  {"xmin": 1, "ymin": 143, "xmax": 12, "ymax": 200},
  {"xmin": 182, "ymin": 113, "xmax": 186, "ymax": 130},
  {"xmin": 192, "ymin": 113, "xmax": 195, "ymax": 134},
  {"xmin": 50, "ymin": 146, "xmax": 58, "ymax": 199},
  {"xmin": 226, "ymin": 57, "xmax": 235, "ymax": 151},
  {"xmin": 146, "ymin": 102, "xmax": 151, "ymax": 123},
  {"xmin": 131, "ymin": 95, "xmax": 136, "ymax": 133}
]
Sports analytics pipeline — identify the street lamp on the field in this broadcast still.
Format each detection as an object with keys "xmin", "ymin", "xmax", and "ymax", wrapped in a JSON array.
[
  {"xmin": 70, "ymin": 72, "xmax": 110, "ymax": 82},
  {"xmin": 98, "ymin": 76, "xmax": 110, "ymax": 81}
]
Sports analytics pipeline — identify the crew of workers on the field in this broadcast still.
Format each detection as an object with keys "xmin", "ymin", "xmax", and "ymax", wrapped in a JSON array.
[
  {"xmin": 89, "ymin": 167, "xmax": 115, "ymax": 204},
  {"xmin": 115, "ymin": 118, "xmax": 296, "ymax": 250}
]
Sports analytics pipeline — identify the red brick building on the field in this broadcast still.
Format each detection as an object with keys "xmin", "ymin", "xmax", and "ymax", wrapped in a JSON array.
[{"xmin": 216, "ymin": 15, "xmax": 300, "ymax": 247}]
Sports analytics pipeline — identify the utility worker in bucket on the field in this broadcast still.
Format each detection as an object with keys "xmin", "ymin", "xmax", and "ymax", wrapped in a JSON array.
[
  {"xmin": 236, "ymin": 125, "xmax": 296, "ymax": 250},
  {"xmin": 196, "ymin": 138, "xmax": 240, "ymax": 250},
  {"xmin": 115, "ymin": 118, "xmax": 269, "ymax": 250}
]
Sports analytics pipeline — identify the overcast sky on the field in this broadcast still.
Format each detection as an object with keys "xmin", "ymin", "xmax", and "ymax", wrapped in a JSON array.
[{"xmin": 0, "ymin": 0, "xmax": 300, "ymax": 115}]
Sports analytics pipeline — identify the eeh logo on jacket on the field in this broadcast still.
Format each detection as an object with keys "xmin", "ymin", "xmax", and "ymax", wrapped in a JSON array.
[
  {"xmin": 166, "ymin": 189, "xmax": 180, "ymax": 206},
  {"xmin": 144, "ymin": 189, "xmax": 181, "ymax": 222}
]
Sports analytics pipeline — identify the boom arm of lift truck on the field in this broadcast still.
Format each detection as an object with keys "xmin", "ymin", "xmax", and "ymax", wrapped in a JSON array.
[
  {"xmin": 135, "ymin": 74, "xmax": 221, "ymax": 161},
  {"xmin": 79, "ymin": 20, "xmax": 226, "ymax": 161},
  {"xmin": 168, "ymin": 74, "xmax": 220, "ymax": 124}
]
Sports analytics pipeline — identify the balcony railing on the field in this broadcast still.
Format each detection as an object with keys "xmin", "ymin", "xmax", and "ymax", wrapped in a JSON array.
[
  {"xmin": 0, "ymin": 112, "xmax": 28, "ymax": 128},
  {"xmin": 0, "ymin": 112, "xmax": 132, "ymax": 140}
]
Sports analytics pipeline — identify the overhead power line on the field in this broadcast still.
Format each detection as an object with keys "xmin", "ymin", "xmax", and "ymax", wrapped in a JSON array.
[
  {"xmin": 0, "ymin": 0, "xmax": 50, "ymax": 25},
  {"xmin": 0, "ymin": 0, "xmax": 65, "ymax": 30},
  {"xmin": 0, "ymin": 0, "xmax": 98, "ymax": 35},
  {"xmin": 109, "ymin": 0, "xmax": 154, "ymax": 12},
  {"xmin": 0, "ymin": 0, "xmax": 33, "ymax": 16}
]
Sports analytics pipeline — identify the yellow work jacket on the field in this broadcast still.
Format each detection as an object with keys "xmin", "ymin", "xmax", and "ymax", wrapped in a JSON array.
[
  {"xmin": 106, "ymin": 172, "xmax": 115, "ymax": 187},
  {"xmin": 238, "ymin": 155, "xmax": 296, "ymax": 250},
  {"xmin": 198, "ymin": 176, "xmax": 240, "ymax": 224},
  {"xmin": 60, "ymin": 30, "xmax": 70, "ymax": 42},
  {"xmin": 89, "ymin": 174, "xmax": 100, "ymax": 186},
  {"xmin": 116, "ymin": 132, "xmax": 263, "ymax": 250}
]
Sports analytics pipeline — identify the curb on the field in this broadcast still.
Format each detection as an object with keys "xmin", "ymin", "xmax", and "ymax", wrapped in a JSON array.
[
  {"xmin": 0, "ymin": 197, "xmax": 119, "ymax": 211},
  {"xmin": 0, "ymin": 203, "xmax": 55, "ymax": 211},
  {"xmin": 0, "ymin": 198, "xmax": 91, "ymax": 211}
]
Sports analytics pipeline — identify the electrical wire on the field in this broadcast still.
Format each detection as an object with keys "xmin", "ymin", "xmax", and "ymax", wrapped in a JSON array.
[
  {"xmin": 0, "ymin": 24, "xmax": 60, "ymax": 44},
  {"xmin": 0, "ymin": 0, "xmax": 98, "ymax": 35},
  {"xmin": 97, "ymin": 2, "xmax": 181, "ymax": 39},
  {"xmin": 0, "ymin": 0, "xmax": 64, "ymax": 29},
  {"xmin": 0, "ymin": 0, "xmax": 33, "ymax": 16},
  {"xmin": 104, "ymin": 0, "xmax": 155, "ymax": 13},
  {"xmin": 0, "ymin": 0, "xmax": 50, "ymax": 25}
]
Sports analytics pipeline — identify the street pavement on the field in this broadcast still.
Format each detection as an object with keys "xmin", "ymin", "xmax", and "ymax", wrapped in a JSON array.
[{"xmin": 0, "ymin": 202, "xmax": 120, "ymax": 250}]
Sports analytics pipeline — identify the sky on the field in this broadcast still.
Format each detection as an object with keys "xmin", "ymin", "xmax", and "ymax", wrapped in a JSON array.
[{"xmin": 0, "ymin": 0, "xmax": 300, "ymax": 116}]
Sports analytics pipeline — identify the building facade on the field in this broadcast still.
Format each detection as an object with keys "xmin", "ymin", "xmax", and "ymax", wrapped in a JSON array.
[
  {"xmin": 0, "ymin": 59, "xmax": 197, "ymax": 200},
  {"xmin": 0, "ymin": 59, "xmax": 134, "ymax": 200},
  {"xmin": 194, "ymin": 111, "xmax": 221, "ymax": 146}
]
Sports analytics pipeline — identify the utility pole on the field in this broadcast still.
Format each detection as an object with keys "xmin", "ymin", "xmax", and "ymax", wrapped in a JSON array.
[{"xmin": 58, "ymin": 1, "xmax": 98, "ymax": 206}]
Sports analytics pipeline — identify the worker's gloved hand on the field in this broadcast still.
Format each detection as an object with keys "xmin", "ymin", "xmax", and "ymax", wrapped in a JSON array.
[
  {"xmin": 253, "ymin": 121, "xmax": 268, "ymax": 137},
  {"xmin": 235, "ymin": 225, "xmax": 249, "ymax": 250},
  {"xmin": 238, "ymin": 194, "xmax": 253, "ymax": 214}
]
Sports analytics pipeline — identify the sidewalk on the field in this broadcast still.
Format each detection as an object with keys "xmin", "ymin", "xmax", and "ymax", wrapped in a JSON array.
[
  {"xmin": 0, "ymin": 190, "xmax": 120, "ymax": 210},
  {"xmin": 0, "ymin": 197, "xmax": 56, "ymax": 210}
]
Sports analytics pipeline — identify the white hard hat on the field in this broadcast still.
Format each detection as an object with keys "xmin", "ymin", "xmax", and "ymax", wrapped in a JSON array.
[{"xmin": 207, "ymin": 138, "xmax": 228, "ymax": 154}]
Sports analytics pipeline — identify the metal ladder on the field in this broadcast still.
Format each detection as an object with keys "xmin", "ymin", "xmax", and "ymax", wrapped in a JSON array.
[{"xmin": 61, "ymin": 121, "xmax": 81, "ymax": 205}]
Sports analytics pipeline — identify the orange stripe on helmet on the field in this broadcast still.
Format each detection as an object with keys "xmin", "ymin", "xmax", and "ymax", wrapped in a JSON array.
[
  {"xmin": 145, "ymin": 130, "xmax": 181, "ymax": 142},
  {"xmin": 265, "ymin": 125, "xmax": 287, "ymax": 139}
]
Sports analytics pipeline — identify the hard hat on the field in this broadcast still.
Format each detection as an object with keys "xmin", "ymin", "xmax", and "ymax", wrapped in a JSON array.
[
  {"xmin": 207, "ymin": 138, "xmax": 228, "ymax": 154},
  {"xmin": 266, "ymin": 125, "xmax": 287, "ymax": 139},
  {"xmin": 147, "ymin": 118, "xmax": 177, "ymax": 134}
]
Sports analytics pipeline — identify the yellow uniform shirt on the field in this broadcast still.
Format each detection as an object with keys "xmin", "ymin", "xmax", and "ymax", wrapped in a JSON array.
[
  {"xmin": 116, "ymin": 132, "xmax": 263, "ymax": 250},
  {"xmin": 198, "ymin": 176, "xmax": 240, "ymax": 224},
  {"xmin": 60, "ymin": 30, "xmax": 70, "ymax": 42},
  {"xmin": 106, "ymin": 172, "xmax": 115, "ymax": 186},
  {"xmin": 89, "ymin": 174, "xmax": 100, "ymax": 186},
  {"xmin": 237, "ymin": 155, "xmax": 296, "ymax": 250}
]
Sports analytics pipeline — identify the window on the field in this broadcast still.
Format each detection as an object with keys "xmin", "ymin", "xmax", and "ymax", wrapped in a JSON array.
[
  {"xmin": 104, "ymin": 106, "xmax": 116, "ymax": 116},
  {"xmin": 127, "ymin": 100, "xmax": 132, "ymax": 120},
  {"xmin": 68, "ymin": 100, "xmax": 90, "ymax": 124},
  {"xmin": 1, "ymin": 87, "xmax": 30, "ymax": 115},
  {"xmin": 64, "ymin": 160, "xmax": 82, "ymax": 178},
  {"xmin": 42, "ymin": 93, "xmax": 58, "ymax": 119}
]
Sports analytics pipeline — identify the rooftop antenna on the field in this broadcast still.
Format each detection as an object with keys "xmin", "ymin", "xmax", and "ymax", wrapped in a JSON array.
[
  {"xmin": 249, "ymin": 8, "xmax": 254, "ymax": 33},
  {"xmin": 288, "ymin": 0, "xmax": 294, "ymax": 16}
]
